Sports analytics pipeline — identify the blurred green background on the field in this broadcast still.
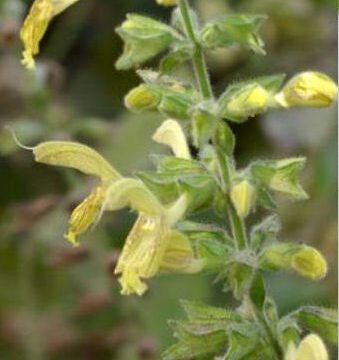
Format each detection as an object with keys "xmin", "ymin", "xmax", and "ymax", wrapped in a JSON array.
[{"xmin": 0, "ymin": 0, "xmax": 337, "ymax": 359}]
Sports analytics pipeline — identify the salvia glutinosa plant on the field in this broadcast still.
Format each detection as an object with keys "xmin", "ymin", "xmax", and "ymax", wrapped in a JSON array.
[{"xmin": 17, "ymin": 0, "xmax": 338, "ymax": 359}]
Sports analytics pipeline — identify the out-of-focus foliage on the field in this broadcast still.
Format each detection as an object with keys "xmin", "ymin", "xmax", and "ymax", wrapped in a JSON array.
[{"xmin": 0, "ymin": 0, "xmax": 336, "ymax": 359}]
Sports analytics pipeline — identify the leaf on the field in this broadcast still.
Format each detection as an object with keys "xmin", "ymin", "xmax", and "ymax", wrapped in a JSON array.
[
  {"xmin": 180, "ymin": 300, "xmax": 240, "ymax": 325},
  {"xmin": 33, "ymin": 141, "xmax": 121, "ymax": 180},
  {"xmin": 163, "ymin": 320, "xmax": 228, "ymax": 360},
  {"xmin": 295, "ymin": 306, "xmax": 338, "ymax": 345}
]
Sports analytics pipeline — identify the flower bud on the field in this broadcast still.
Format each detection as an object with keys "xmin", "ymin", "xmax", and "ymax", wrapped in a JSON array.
[
  {"xmin": 291, "ymin": 246, "xmax": 327, "ymax": 280},
  {"xmin": 125, "ymin": 85, "xmax": 161, "ymax": 111},
  {"xmin": 230, "ymin": 180, "xmax": 256, "ymax": 218},
  {"xmin": 219, "ymin": 83, "xmax": 269, "ymax": 122},
  {"xmin": 156, "ymin": 0, "xmax": 177, "ymax": 6},
  {"xmin": 286, "ymin": 334, "xmax": 328, "ymax": 360},
  {"xmin": 275, "ymin": 71, "xmax": 338, "ymax": 108},
  {"xmin": 259, "ymin": 243, "xmax": 327, "ymax": 280}
]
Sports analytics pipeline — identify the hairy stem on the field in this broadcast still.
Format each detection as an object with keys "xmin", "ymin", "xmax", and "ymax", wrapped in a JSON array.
[
  {"xmin": 178, "ymin": 0, "xmax": 213, "ymax": 99},
  {"xmin": 177, "ymin": 2, "xmax": 283, "ymax": 359}
]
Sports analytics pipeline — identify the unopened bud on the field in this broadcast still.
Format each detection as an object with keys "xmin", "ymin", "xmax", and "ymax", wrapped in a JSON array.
[
  {"xmin": 156, "ymin": 0, "xmax": 177, "ymax": 6},
  {"xmin": 125, "ymin": 85, "xmax": 161, "ymax": 111},
  {"xmin": 275, "ymin": 71, "xmax": 338, "ymax": 108},
  {"xmin": 230, "ymin": 180, "xmax": 256, "ymax": 218},
  {"xmin": 219, "ymin": 84, "xmax": 269, "ymax": 122},
  {"xmin": 286, "ymin": 334, "xmax": 328, "ymax": 360},
  {"xmin": 259, "ymin": 243, "xmax": 327, "ymax": 281},
  {"xmin": 291, "ymin": 246, "xmax": 327, "ymax": 280}
]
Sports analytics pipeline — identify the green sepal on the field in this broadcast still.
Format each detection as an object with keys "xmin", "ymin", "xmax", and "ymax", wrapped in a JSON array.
[
  {"xmin": 249, "ymin": 273, "xmax": 266, "ymax": 312},
  {"xmin": 224, "ymin": 323, "xmax": 274, "ymax": 360},
  {"xmin": 263, "ymin": 297, "xmax": 279, "ymax": 336},
  {"xmin": 153, "ymin": 156, "xmax": 204, "ymax": 174},
  {"xmin": 251, "ymin": 157, "xmax": 308, "ymax": 200},
  {"xmin": 200, "ymin": 14, "xmax": 267, "ymax": 54},
  {"xmin": 179, "ymin": 174, "xmax": 217, "ymax": 213},
  {"xmin": 138, "ymin": 171, "xmax": 180, "ymax": 204},
  {"xmin": 160, "ymin": 41, "xmax": 193, "ymax": 73},
  {"xmin": 258, "ymin": 242, "xmax": 327, "ymax": 280},
  {"xmin": 294, "ymin": 306, "xmax": 338, "ymax": 345},
  {"xmin": 115, "ymin": 14, "xmax": 182, "ymax": 70},
  {"xmin": 250, "ymin": 214, "xmax": 281, "ymax": 252},
  {"xmin": 177, "ymin": 220, "xmax": 233, "ymax": 246},
  {"xmin": 217, "ymin": 83, "xmax": 269, "ymax": 123},
  {"xmin": 277, "ymin": 316, "xmax": 301, "ymax": 352},
  {"xmin": 227, "ymin": 262, "xmax": 255, "ymax": 300},
  {"xmin": 256, "ymin": 186, "xmax": 276, "ymax": 209},
  {"xmin": 214, "ymin": 121, "xmax": 236, "ymax": 155},
  {"xmin": 190, "ymin": 108, "xmax": 218, "ymax": 149}
]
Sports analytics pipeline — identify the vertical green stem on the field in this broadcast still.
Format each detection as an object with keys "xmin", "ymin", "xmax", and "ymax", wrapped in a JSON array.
[
  {"xmin": 177, "ymin": 2, "xmax": 282, "ymax": 359},
  {"xmin": 178, "ymin": 0, "xmax": 213, "ymax": 100}
]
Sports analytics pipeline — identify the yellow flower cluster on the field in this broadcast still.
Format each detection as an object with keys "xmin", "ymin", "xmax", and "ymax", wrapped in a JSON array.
[{"xmin": 27, "ymin": 120, "xmax": 202, "ymax": 296}]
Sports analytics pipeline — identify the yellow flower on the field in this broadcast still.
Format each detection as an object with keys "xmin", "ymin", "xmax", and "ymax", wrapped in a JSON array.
[
  {"xmin": 32, "ymin": 141, "xmax": 121, "ymax": 246},
  {"xmin": 285, "ymin": 334, "xmax": 328, "ymax": 360},
  {"xmin": 275, "ymin": 72, "xmax": 338, "ymax": 108},
  {"xmin": 20, "ymin": 0, "xmax": 81, "ymax": 69},
  {"xmin": 104, "ymin": 177, "xmax": 201, "ymax": 296},
  {"xmin": 27, "ymin": 120, "xmax": 201, "ymax": 295},
  {"xmin": 156, "ymin": 0, "xmax": 177, "ymax": 6},
  {"xmin": 152, "ymin": 119, "xmax": 191, "ymax": 160}
]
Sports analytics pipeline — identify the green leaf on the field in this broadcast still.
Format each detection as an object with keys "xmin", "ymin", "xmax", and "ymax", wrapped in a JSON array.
[
  {"xmin": 180, "ymin": 300, "xmax": 240, "ymax": 325},
  {"xmin": 214, "ymin": 121, "xmax": 236, "ymax": 155},
  {"xmin": 115, "ymin": 14, "xmax": 181, "ymax": 70},
  {"xmin": 163, "ymin": 320, "xmax": 228, "ymax": 360},
  {"xmin": 295, "ymin": 306, "xmax": 338, "ymax": 345},
  {"xmin": 200, "ymin": 14, "xmax": 267, "ymax": 54},
  {"xmin": 251, "ymin": 158, "xmax": 308, "ymax": 200},
  {"xmin": 250, "ymin": 214, "xmax": 281, "ymax": 251},
  {"xmin": 224, "ymin": 323, "xmax": 273, "ymax": 360}
]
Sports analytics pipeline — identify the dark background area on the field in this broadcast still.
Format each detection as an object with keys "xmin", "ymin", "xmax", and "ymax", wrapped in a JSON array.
[{"xmin": 0, "ymin": 0, "xmax": 337, "ymax": 359}]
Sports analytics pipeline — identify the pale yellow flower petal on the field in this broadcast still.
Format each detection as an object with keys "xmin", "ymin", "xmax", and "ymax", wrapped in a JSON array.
[
  {"xmin": 104, "ymin": 178, "xmax": 163, "ymax": 215},
  {"xmin": 152, "ymin": 119, "xmax": 191, "ymax": 159},
  {"xmin": 65, "ymin": 186, "xmax": 105, "ymax": 247},
  {"xmin": 287, "ymin": 334, "xmax": 328, "ymax": 360},
  {"xmin": 33, "ymin": 141, "xmax": 121, "ymax": 181},
  {"xmin": 20, "ymin": 0, "xmax": 81, "ymax": 69},
  {"xmin": 115, "ymin": 214, "xmax": 170, "ymax": 295}
]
